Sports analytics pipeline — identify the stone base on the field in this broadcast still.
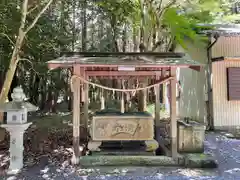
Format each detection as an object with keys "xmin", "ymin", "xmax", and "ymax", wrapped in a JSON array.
[
  {"xmin": 145, "ymin": 140, "xmax": 159, "ymax": 152},
  {"xmin": 71, "ymin": 154, "xmax": 80, "ymax": 165},
  {"xmin": 80, "ymin": 155, "xmax": 181, "ymax": 167},
  {"xmin": 1, "ymin": 123, "xmax": 32, "ymax": 174},
  {"xmin": 178, "ymin": 120, "xmax": 205, "ymax": 154},
  {"xmin": 88, "ymin": 140, "xmax": 159, "ymax": 154},
  {"xmin": 91, "ymin": 151, "xmax": 155, "ymax": 156},
  {"xmin": 7, "ymin": 168, "xmax": 21, "ymax": 175},
  {"xmin": 183, "ymin": 153, "xmax": 218, "ymax": 168},
  {"xmin": 88, "ymin": 141, "xmax": 102, "ymax": 152}
]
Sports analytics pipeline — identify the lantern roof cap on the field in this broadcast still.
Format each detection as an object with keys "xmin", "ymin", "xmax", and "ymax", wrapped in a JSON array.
[{"xmin": 0, "ymin": 86, "xmax": 38, "ymax": 112}]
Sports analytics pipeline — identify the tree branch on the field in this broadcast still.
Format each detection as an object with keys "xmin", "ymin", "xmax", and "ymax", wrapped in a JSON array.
[
  {"xmin": 25, "ymin": 0, "xmax": 53, "ymax": 34},
  {"xmin": 159, "ymin": 0, "xmax": 177, "ymax": 18},
  {"xmin": 151, "ymin": 39, "xmax": 164, "ymax": 51},
  {"xmin": 0, "ymin": 33, "xmax": 14, "ymax": 45},
  {"xmin": 18, "ymin": 58, "xmax": 51, "ymax": 76},
  {"xmin": 166, "ymin": 37, "xmax": 173, "ymax": 52},
  {"xmin": 27, "ymin": 4, "xmax": 40, "ymax": 15},
  {"xmin": 156, "ymin": 0, "xmax": 163, "ymax": 13},
  {"xmin": 20, "ymin": 0, "xmax": 29, "ymax": 31}
]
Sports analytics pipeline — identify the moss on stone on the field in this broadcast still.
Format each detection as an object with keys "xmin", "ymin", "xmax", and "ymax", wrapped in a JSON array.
[
  {"xmin": 184, "ymin": 153, "xmax": 218, "ymax": 168},
  {"xmin": 80, "ymin": 155, "xmax": 182, "ymax": 167}
]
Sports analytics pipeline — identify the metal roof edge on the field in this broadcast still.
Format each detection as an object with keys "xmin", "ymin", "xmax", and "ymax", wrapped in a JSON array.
[{"xmin": 212, "ymin": 56, "xmax": 240, "ymax": 62}]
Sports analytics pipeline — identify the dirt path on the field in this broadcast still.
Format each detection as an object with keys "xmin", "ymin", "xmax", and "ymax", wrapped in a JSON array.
[{"xmin": 1, "ymin": 133, "xmax": 239, "ymax": 180}]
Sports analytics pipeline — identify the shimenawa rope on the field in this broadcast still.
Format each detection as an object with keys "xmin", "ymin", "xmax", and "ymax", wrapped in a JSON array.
[{"xmin": 70, "ymin": 75, "xmax": 173, "ymax": 92}]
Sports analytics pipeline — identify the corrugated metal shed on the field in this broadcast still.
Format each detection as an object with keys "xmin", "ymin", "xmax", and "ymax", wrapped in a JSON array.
[
  {"xmin": 212, "ymin": 57, "xmax": 240, "ymax": 129},
  {"xmin": 212, "ymin": 36, "xmax": 240, "ymax": 58}
]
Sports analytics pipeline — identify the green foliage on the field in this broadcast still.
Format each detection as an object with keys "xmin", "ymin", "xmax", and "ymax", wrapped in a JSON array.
[
  {"xmin": 97, "ymin": 0, "xmax": 138, "ymax": 25},
  {"xmin": 0, "ymin": 0, "xmax": 237, "ymax": 110},
  {"xmin": 95, "ymin": 0, "xmax": 229, "ymax": 50},
  {"xmin": 162, "ymin": 7, "xmax": 207, "ymax": 48},
  {"xmin": 0, "ymin": 1, "xmax": 21, "ymax": 65}
]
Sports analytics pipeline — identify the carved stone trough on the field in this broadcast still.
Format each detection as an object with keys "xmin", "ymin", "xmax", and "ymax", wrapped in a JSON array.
[
  {"xmin": 88, "ymin": 110, "xmax": 158, "ymax": 153},
  {"xmin": 92, "ymin": 114, "xmax": 154, "ymax": 141}
]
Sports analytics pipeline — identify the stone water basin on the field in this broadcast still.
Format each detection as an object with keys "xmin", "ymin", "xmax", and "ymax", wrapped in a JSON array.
[{"xmin": 91, "ymin": 109, "xmax": 154, "ymax": 141}]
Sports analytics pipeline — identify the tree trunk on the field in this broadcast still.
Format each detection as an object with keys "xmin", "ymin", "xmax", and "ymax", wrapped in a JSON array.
[
  {"xmin": 133, "ymin": 27, "xmax": 138, "ymax": 52},
  {"xmin": 0, "ymin": 0, "xmax": 53, "ymax": 122},
  {"xmin": 122, "ymin": 24, "xmax": 127, "ymax": 52},
  {"xmin": 113, "ymin": 28, "xmax": 119, "ymax": 52},
  {"xmin": 0, "ymin": 60, "xmax": 18, "ymax": 122},
  {"xmin": 72, "ymin": 0, "xmax": 76, "ymax": 51},
  {"xmin": 0, "ymin": 31, "xmax": 24, "ymax": 105},
  {"xmin": 8, "ymin": 70, "xmax": 18, "ymax": 101},
  {"xmin": 81, "ymin": 0, "xmax": 87, "ymax": 51},
  {"xmin": 0, "ymin": 63, "xmax": 17, "ymax": 102}
]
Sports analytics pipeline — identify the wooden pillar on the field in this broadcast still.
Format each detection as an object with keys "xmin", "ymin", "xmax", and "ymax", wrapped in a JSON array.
[
  {"xmin": 83, "ymin": 76, "xmax": 89, "ymax": 129},
  {"xmin": 80, "ymin": 68, "xmax": 88, "ymax": 131},
  {"xmin": 154, "ymin": 76, "xmax": 160, "ymax": 126},
  {"xmin": 72, "ymin": 77, "xmax": 81, "ymax": 164},
  {"xmin": 170, "ymin": 67, "xmax": 177, "ymax": 157}
]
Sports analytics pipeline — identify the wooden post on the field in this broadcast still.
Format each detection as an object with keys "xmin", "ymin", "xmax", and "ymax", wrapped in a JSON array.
[
  {"xmin": 72, "ymin": 77, "xmax": 81, "ymax": 164},
  {"xmin": 83, "ymin": 76, "xmax": 89, "ymax": 130},
  {"xmin": 170, "ymin": 68, "xmax": 177, "ymax": 157},
  {"xmin": 154, "ymin": 76, "xmax": 160, "ymax": 126}
]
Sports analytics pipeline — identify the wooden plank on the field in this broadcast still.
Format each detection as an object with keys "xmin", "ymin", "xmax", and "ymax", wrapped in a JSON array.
[{"xmin": 170, "ymin": 67, "xmax": 177, "ymax": 158}]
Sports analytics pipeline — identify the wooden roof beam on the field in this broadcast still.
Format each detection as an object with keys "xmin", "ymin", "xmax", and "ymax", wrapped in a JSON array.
[{"xmin": 85, "ymin": 71, "xmax": 163, "ymax": 77}]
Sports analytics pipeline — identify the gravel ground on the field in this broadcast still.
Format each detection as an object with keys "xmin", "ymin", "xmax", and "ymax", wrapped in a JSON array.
[{"xmin": 3, "ymin": 133, "xmax": 240, "ymax": 180}]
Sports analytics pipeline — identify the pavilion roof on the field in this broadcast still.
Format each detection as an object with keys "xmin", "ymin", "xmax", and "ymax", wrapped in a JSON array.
[{"xmin": 47, "ymin": 52, "xmax": 203, "ymax": 69}]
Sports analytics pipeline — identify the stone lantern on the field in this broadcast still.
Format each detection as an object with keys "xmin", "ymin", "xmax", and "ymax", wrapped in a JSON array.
[{"xmin": 0, "ymin": 86, "xmax": 38, "ymax": 174}]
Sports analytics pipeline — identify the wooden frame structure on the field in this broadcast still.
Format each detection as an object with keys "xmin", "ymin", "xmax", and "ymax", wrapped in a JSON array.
[{"xmin": 47, "ymin": 52, "xmax": 202, "ymax": 163}]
